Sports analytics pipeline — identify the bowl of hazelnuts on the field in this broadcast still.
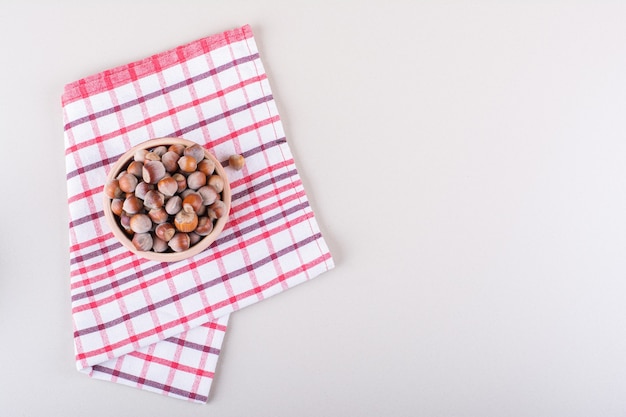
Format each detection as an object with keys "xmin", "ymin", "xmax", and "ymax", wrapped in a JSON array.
[{"xmin": 103, "ymin": 137, "xmax": 240, "ymax": 262}]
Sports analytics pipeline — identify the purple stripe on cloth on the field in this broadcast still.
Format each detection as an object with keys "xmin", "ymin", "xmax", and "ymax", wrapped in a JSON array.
[
  {"xmin": 172, "ymin": 94, "xmax": 273, "ymax": 137},
  {"xmin": 65, "ymin": 93, "xmax": 273, "ymax": 185},
  {"xmin": 69, "ymin": 167, "xmax": 299, "ymax": 265},
  {"xmin": 66, "ymin": 136, "xmax": 286, "ymax": 180},
  {"xmin": 71, "ymin": 241, "xmax": 124, "ymax": 266},
  {"xmin": 166, "ymin": 336, "xmax": 221, "ymax": 356},
  {"xmin": 219, "ymin": 137, "xmax": 287, "ymax": 167},
  {"xmin": 231, "ymin": 167, "xmax": 298, "ymax": 201},
  {"xmin": 74, "ymin": 232, "xmax": 323, "ymax": 337},
  {"xmin": 71, "ymin": 199, "xmax": 310, "ymax": 300},
  {"xmin": 69, "ymin": 211, "xmax": 105, "ymax": 228},
  {"xmin": 64, "ymin": 53, "xmax": 260, "ymax": 130},
  {"xmin": 66, "ymin": 156, "xmax": 119, "ymax": 180},
  {"xmin": 91, "ymin": 365, "xmax": 207, "ymax": 402}
]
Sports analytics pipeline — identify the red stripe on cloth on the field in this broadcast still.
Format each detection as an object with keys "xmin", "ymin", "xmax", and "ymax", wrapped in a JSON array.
[
  {"xmin": 221, "ymin": 65, "xmax": 285, "ymax": 305},
  {"xmin": 189, "ymin": 325, "xmax": 219, "ymax": 396},
  {"xmin": 71, "ymin": 210, "xmax": 315, "ymax": 313},
  {"xmin": 68, "ymin": 185, "xmax": 102, "ymax": 204},
  {"xmin": 204, "ymin": 114, "xmax": 280, "ymax": 149},
  {"xmin": 68, "ymin": 161, "xmax": 299, "ymax": 267},
  {"xmin": 214, "ymin": 252, "xmax": 333, "ymax": 307},
  {"xmin": 64, "ymin": 75, "xmax": 268, "ymax": 156},
  {"xmin": 91, "ymin": 365, "xmax": 208, "ymax": 402},
  {"xmin": 204, "ymin": 44, "xmax": 244, "ymax": 310},
  {"xmin": 69, "ymin": 184, "xmax": 307, "ymax": 289},
  {"xmin": 70, "ymin": 203, "xmax": 310, "ymax": 308},
  {"xmin": 76, "ymin": 251, "xmax": 330, "ymax": 363},
  {"xmin": 74, "ymin": 231, "xmax": 323, "ymax": 344},
  {"xmin": 70, "ymin": 234, "xmax": 112, "ymax": 254},
  {"xmin": 128, "ymin": 351, "xmax": 214, "ymax": 378},
  {"xmin": 63, "ymin": 54, "xmax": 260, "ymax": 133},
  {"xmin": 68, "ymin": 165, "xmax": 301, "ymax": 278},
  {"xmin": 62, "ymin": 25, "xmax": 254, "ymax": 105},
  {"xmin": 199, "ymin": 320, "xmax": 228, "ymax": 332}
]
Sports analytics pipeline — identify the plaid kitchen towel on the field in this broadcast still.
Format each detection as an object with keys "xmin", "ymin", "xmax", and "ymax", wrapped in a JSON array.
[{"xmin": 62, "ymin": 24, "xmax": 334, "ymax": 403}]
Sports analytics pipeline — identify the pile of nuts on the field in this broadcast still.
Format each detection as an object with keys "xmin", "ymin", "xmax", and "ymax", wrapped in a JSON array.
[{"xmin": 104, "ymin": 143, "xmax": 241, "ymax": 254}]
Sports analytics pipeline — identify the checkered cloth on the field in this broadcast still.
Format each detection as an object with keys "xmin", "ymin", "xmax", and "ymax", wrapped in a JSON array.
[{"xmin": 62, "ymin": 25, "xmax": 334, "ymax": 403}]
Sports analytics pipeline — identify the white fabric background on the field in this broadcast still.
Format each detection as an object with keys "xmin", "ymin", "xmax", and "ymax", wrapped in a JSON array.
[{"xmin": 2, "ymin": 1, "xmax": 626, "ymax": 416}]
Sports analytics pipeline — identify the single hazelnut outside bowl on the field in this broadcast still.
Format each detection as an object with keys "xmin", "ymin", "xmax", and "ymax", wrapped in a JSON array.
[{"xmin": 103, "ymin": 137, "xmax": 231, "ymax": 262}]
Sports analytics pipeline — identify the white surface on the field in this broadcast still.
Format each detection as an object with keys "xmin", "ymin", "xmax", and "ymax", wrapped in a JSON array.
[{"xmin": 2, "ymin": 1, "xmax": 626, "ymax": 415}]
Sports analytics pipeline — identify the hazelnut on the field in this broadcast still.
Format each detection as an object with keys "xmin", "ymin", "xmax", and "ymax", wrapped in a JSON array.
[
  {"xmin": 127, "ymin": 160, "xmax": 143, "ymax": 178},
  {"xmin": 195, "ymin": 216, "xmax": 214, "ymax": 236},
  {"xmin": 120, "ymin": 212, "xmax": 132, "ymax": 232},
  {"xmin": 164, "ymin": 195, "xmax": 182, "ymax": 215},
  {"xmin": 152, "ymin": 145, "xmax": 168, "ymax": 156},
  {"xmin": 122, "ymin": 195, "xmax": 143, "ymax": 214},
  {"xmin": 172, "ymin": 173, "xmax": 187, "ymax": 193},
  {"xmin": 197, "ymin": 159, "xmax": 215, "ymax": 176},
  {"xmin": 148, "ymin": 207, "xmax": 168, "ymax": 224},
  {"xmin": 208, "ymin": 175, "xmax": 224, "ymax": 193},
  {"xmin": 182, "ymin": 193, "xmax": 203, "ymax": 214},
  {"xmin": 110, "ymin": 198, "xmax": 124, "ymax": 216},
  {"xmin": 134, "ymin": 181, "xmax": 153, "ymax": 200},
  {"xmin": 168, "ymin": 232, "xmax": 190, "ymax": 252},
  {"xmin": 197, "ymin": 185, "xmax": 218, "ymax": 206},
  {"xmin": 104, "ymin": 179, "xmax": 124, "ymax": 199},
  {"xmin": 189, "ymin": 232, "xmax": 202, "ymax": 245},
  {"xmin": 118, "ymin": 173, "xmax": 138, "ymax": 193},
  {"xmin": 168, "ymin": 143, "xmax": 185, "ymax": 156},
  {"xmin": 116, "ymin": 170, "xmax": 127, "ymax": 180},
  {"xmin": 144, "ymin": 151, "xmax": 161, "ymax": 161},
  {"xmin": 143, "ymin": 190, "xmax": 165, "ymax": 210},
  {"xmin": 134, "ymin": 149, "xmax": 148, "ymax": 162},
  {"xmin": 152, "ymin": 235, "xmax": 169, "ymax": 253},
  {"xmin": 142, "ymin": 160, "xmax": 166, "ymax": 184},
  {"xmin": 229, "ymin": 154, "xmax": 245, "ymax": 170},
  {"xmin": 177, "ymin": 155, "xmax": 197, "ymax": 173},
  {"xmin": 161, "ymin": 151, "xmax": 180, "ymax": 173},
  {"xmin": 208, "ymin": 200, "xmax": 227, "ymax": 219},
  {"xmin": 186, "ymin": 171, "xmax": 207, "ymax": 190},
  {"xmin": 174, "ymin": 204, "xmax": 199, "ymax": 232},
  {"xmin": 155, "ymin": 223, "xmax": 176, "ymax": 242},
  {"xmin": 184, "ymin": 143, "xmax": 205, "ymax": 163},
  {"xmin": 180, "ymin": 188, "xmax": 196, "ymax": 199},
  {"xmin": 129, "ymin": 214, "xmax": 152, "ymax": 234},
  {"xmin": 157, "ymin": 176, "xmax": 178, "ymax": 197},
  {"xmin": 132, "ymin": 233, "xmax": 153, "ymax": 251}
]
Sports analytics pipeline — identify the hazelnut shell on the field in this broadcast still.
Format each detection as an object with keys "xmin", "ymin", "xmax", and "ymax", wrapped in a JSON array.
[{"xmin": 168, "ymin": 233, "xmax": 191, "ymax": 252}]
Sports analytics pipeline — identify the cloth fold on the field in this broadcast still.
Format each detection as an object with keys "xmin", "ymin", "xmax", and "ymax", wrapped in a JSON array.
[{"xmin": 62, "ymin": 24, "xmax": 333, "ymax": 403}]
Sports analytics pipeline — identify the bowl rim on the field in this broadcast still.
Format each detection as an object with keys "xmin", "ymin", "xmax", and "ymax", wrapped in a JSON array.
[{"xmin": 102, "ymin": 137, "xmax": 231, "ymax": 262}]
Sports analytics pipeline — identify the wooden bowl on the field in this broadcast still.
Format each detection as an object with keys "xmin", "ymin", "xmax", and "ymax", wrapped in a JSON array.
[{"xmin": 103, "ymin": 137, "xmax": 231, "ymax": 262}]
